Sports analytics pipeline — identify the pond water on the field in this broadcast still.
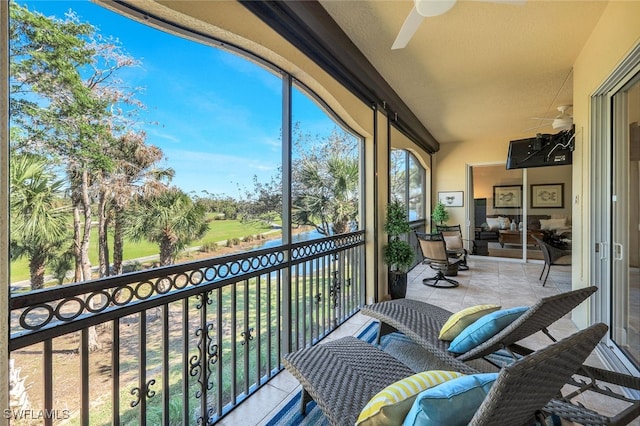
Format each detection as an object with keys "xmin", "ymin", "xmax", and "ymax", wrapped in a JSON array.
[{"xmin": 254, "ymin": 228, "xmax": 325, "ymax": 250}]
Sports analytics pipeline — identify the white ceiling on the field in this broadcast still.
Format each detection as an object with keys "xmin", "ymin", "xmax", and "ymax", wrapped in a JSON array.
[{"xmin": 319, "ymin": 0, "xmax": 608, "ymax": 145}]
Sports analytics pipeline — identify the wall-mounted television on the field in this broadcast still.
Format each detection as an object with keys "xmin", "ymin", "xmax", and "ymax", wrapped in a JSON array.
[{"xmin": 506, "ymin": 130, "xmax": 574, "ymax": 169}]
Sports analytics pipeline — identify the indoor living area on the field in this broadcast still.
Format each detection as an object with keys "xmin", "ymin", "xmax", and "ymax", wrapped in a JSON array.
[{"xmin": 470, "ymin": 163, "xmax": 572, "ymax": 262}]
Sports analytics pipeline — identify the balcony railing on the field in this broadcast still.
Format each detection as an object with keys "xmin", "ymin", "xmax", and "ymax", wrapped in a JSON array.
[{"xmin": 9, "ymin": 231, "xmax": 365, "ymax": 425}]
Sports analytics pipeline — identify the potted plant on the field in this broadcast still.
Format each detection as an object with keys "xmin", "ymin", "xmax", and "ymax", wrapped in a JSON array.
[
  {"xmin": 431, "ymin": 201, "xmax": 449, "ymax": 225},
  {"xmin": 383, "ymin": 200, "xmax": 415, "ymax": 299}
]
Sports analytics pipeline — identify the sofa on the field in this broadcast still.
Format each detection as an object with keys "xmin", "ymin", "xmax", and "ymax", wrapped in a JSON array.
[{"xmin": 475, "ymin": 214, "xmax": 571, "ymax": 251}]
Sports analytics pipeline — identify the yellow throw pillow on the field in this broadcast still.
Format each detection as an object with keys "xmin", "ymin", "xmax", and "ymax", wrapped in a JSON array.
[
  {"xmin": 438, "ymin": 304, "xmax": 501, "ymax": 341},
  {"xmin": 356, "ymin": 370, "xmax": 464, "ymax": 426}
]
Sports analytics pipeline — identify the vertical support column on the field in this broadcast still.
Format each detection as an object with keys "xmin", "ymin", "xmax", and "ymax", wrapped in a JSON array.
[
  {"xmin": 281, "ymin": 74, "xmax": 292, "ymax": 353},
  {"xmin": 377, "ymin": 108, "xmax": 391, "ymax": 301},
  {"xmin": 364, "ymin": 104, "xmax": 391, "ymax": 304},
  {"xmin": 0, "ymin": 1, "xmax": 10, "ymax": 423}
]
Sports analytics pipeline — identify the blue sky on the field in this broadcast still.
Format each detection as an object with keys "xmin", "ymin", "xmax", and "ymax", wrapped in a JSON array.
[{"xmin": 18, "ymin": 0, "xmax": 331, "ymax": 197}]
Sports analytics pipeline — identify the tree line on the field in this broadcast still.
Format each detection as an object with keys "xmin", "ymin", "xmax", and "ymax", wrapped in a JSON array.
[{"xmin": 9, "ymin": 2, "xmax": 361, "ymax": 294}]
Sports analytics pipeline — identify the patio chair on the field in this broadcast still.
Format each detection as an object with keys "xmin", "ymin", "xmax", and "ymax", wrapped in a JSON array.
[
  {"xmin": 362, "ymin": 287, "xmax": 640, "ymax": 425},
  {"xmin": 282, "ymin": 323, "xmax": 608, "ymax": 426},
  {"xmin": 435, "ymin": 224, "xmax": 473, "ymax": 270},
  {"xmin": 415, "ymin": 231, "xmax": 463, "ymax": 288},
  {"xmin": 362, "ymin": 286, "xmax": 598, "ymax": 363},
  {"xmin": 532, "ymin": 235, "xmax": 572, "ymax": 286}
]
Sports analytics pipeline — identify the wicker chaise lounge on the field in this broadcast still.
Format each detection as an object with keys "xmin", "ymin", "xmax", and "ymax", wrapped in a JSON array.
[
  {"xmin": 361, "ymin": 287, "xmax": 640, "ymax": 425},
  {"xmin": 361, "ymin": 286, "xmax": 597, "ymax": 363},
  {"xmin": 282, "ymin": 323, "xmax": 608, "ymax": 426}
]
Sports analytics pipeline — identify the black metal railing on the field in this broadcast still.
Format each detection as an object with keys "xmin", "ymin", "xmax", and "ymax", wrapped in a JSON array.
[{"xmin": 8, "ymin": 231, "xmax": 365, "ymax": 425}]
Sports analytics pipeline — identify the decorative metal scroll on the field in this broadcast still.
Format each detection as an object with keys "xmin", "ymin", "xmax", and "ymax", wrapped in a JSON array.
[
  {"xmin": 130, "ymin": 379, "xmax": 156, "ymax": 408},
  {"xmin": 189, "ymin": 323, "xmax": 219, "ymax": 399},
  {"xmin": 329, "ymin": 271, "xmax": 341, "ymax": 308},
  {"xmin": 241, "ymin": 328, "xmax": 254, "ymax": 345}
]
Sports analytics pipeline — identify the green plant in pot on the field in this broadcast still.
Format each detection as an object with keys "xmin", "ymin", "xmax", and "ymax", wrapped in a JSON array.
[
  {"xmin": 431, "ymin": 201, "xmax": 449, "ymax": 225},
  {"xmin": 383, "ymin": 200, "xmax": 415, "ymax": 299}
]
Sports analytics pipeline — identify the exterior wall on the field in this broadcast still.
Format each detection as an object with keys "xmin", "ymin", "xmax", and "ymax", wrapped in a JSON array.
[
  {"xmin": 572, "ymin": 1, "xmax": 640, "ymax": 328},
  {"xmin": 434, "ymin": 138, "xmax": 510, "ymax": 235}
]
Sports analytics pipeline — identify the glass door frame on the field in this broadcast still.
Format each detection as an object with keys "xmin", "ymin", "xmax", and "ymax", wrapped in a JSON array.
[
  {"xmin": 591, "ymin": 43, "xmax": 640, "ymax": 375},
  {"xmin": 466, "ymin": 162, "xmax": 532, "ymax": 262}
]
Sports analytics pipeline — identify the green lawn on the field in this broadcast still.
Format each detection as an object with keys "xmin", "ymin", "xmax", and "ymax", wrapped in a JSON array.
[{"xmin": 10, "ymin": 218, "xmax": 276, "ymax": 284}]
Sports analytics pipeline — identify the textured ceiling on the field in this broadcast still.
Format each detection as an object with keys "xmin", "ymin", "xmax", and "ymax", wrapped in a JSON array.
[{"xmin": 320, "ymin": 0, "xmax": 608, "ymax": 145}]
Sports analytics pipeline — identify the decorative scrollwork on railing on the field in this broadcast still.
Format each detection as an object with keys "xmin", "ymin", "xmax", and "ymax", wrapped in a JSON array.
[
  {"xmin": 196, "ymin": 408, "xmax": 216, "ymax": 426},
  {"xmin": 190, "ymin": 324, "xmax": 218, "ymax": 400},
  {"xmin": 195, "ymin": 290, "xmax": 214, "ymax": 310},
  {"xmin": 9, "ymin": 231, "xmax": 364, "ymax": 351},
  {"xmin": 314, "ymin": 293, "xmax": 322, "ymax": 304},
  {"xmin": 290, "ymin": 232, "xmax": 364, "ymax": 263},
  {"xmin": 12, "ymin": 247, "xmax": 289, "ymax": 335},
  {"xmin": 130, "ymin": 387, "xmax": 141, "ymax": 408},
  {"xmin": 146, "ymin": 379, "xmax": 156, "ymax": 399},
  {"xmin": 241, "ymin": 327, "xmax": 254, "ymax": 345},
  {"xmin": 130, "ymin": 379, "xmax": 156, "ymax": 408},
  {"xmin": 329, "ymin": 271, "xmax": 341, "ymax": 308}
]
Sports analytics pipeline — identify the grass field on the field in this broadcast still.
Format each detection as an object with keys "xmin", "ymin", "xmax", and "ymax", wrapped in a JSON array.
[{"xmin": 10, "ymin": 217, "xmax": 276, "ymax": 283}]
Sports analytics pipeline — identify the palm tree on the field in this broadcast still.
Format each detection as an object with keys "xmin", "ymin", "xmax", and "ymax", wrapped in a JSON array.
[
  {"xmin": 96, "ymin": 130, "xmax": 173, "ymax": 276},
  {"xmin": 292, "ymin": 155, "xmax": 358, "ymax": 235},
  {"xmin": 125, "ymin": 188, "xmax": 208, "ymax": 266},
  {"xmin": 10, "ymin": 153, "xmax": 69, "ymax": 290}
]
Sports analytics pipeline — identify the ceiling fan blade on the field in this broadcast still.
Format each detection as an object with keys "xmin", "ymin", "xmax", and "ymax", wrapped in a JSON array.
[
  {"xmin": 483, "ymin": 0, "xmax": 526, "ymax": 4},
  {"xmin": 415, "ymin": 0, "xmax": 457, "ymax": 17},
  {"xmin": 392, "ymin": 6, "xmax": 424, "ymax": 50}
]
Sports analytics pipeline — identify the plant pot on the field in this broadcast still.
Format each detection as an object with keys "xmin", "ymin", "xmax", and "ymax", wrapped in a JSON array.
[
  {"xmin": 389, "ymin": 271, "xmax": 407, "ymax": 299},
  {"xmin": 444, "ymin": 264, "xmax": 459, "ymax": 276}
]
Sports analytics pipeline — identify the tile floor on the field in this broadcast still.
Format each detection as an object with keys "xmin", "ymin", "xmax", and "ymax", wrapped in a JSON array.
[{"xmin": 219, "ymin": 256, "xmax": 635, "ymax": 426}]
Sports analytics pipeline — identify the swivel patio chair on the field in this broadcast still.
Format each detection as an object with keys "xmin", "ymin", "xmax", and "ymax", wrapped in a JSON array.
[
  {"xmin": 532, "ymin": 235, "xmax": 572, "ymax": 286},
  {"xmin": 282, "ymin": 323, "xmax": 608, "ymax": 426},
  {"xmin": 415, "ymin": 231, "xmax": 463, "ymax": 288},
  {"xmin": 435, "ymin": 224, "xmax": 473, "ymax": 270}
]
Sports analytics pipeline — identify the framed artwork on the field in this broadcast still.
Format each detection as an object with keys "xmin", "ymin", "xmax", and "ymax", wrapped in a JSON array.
[
  {"xmin": 531, "ymin": 183, "xmax": 564, "ymax": 208},
  {"xmin": 438, "ymin": 191, "xmax": 464, "ymax": 207},
  {"xmin": 493, "ymin": 185, "xmax": 522, "ymax": 208}
]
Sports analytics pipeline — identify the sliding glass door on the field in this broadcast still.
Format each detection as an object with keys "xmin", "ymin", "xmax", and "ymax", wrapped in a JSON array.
[
  {"xmin": 592, "ymin": 46, "xmax": 640, "ymax": 374},
  {"xmin": 611, "ymin": 73, "xmax": 640, "ymax": 369},
  {"xmin": 470, "ymin": 164, "xmax": 571, "ymax": 263}
]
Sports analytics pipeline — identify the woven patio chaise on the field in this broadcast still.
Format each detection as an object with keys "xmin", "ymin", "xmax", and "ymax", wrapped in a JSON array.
[
  {"xmin": 282, "ymin": 323, "xmax": 607, "ymax": 426},
  {"xmin": 361, "ymin": 287, "xmax": 598, "ymax": 364},
  {"xmin": 361, "ymin": 287, "xmax": 640, "ymax": 425}
]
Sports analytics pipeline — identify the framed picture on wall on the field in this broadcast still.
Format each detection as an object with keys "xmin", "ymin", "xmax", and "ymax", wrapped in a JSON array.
[
  {"xmin": 493, "ymin": 185, "xmax": 522, "ymax": 208},
  {"xmin": 531, "ymin": 183, "xmax": 564, "ymax": 208},
  {"xmin": 438, "ymin": 191, "xmax": 464, "ymax": 207}
]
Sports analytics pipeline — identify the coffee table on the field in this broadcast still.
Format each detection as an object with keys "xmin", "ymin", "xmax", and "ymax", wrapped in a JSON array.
[{"xmin": 498, "ymin": 230, "xmax": 543, "ymax": 247}]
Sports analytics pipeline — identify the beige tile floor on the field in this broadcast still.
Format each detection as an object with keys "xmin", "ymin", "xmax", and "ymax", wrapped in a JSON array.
[{"xmin": 220, "ymin": 256, "xmax": 636, "ymax": 426}]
